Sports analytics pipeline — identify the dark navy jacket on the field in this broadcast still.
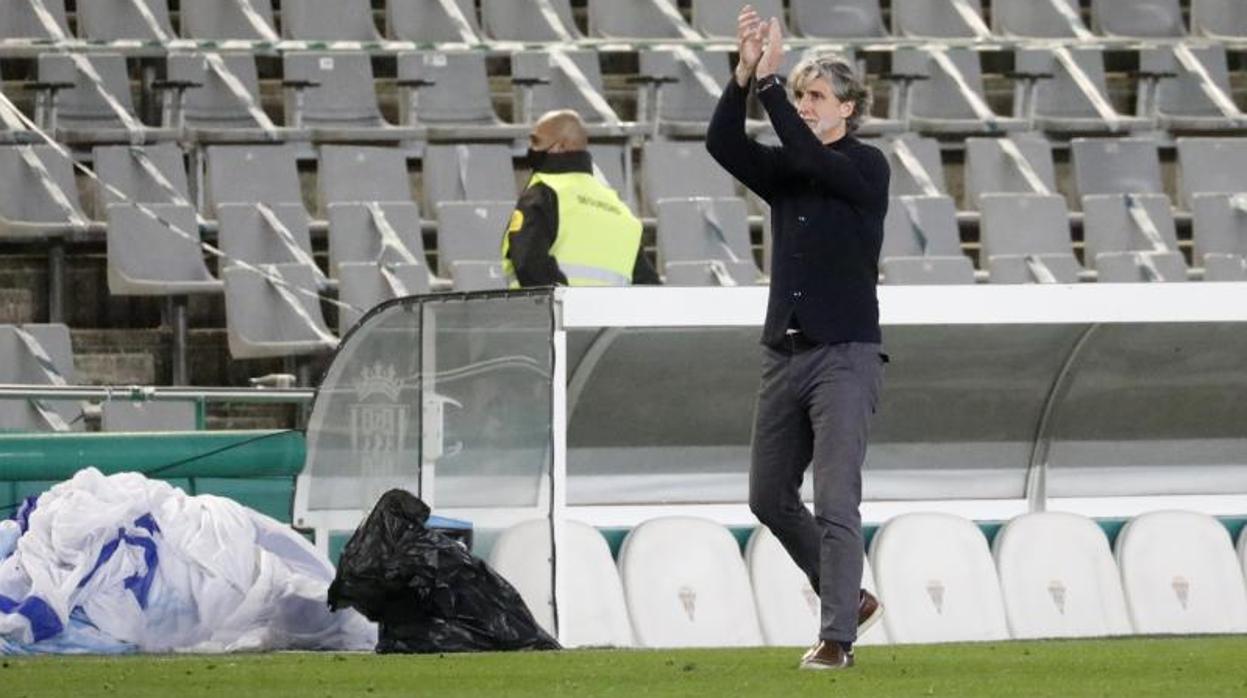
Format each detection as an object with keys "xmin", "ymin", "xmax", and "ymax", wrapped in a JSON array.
[{"xmin": 706, "ymin": 79, "xmax": 890, "ymax": 348}]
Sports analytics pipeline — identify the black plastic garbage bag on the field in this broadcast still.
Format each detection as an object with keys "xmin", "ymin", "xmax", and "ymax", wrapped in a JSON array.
[{"xmin": 327, "ymin": 489, "xmax": 560, "ymax": 653}]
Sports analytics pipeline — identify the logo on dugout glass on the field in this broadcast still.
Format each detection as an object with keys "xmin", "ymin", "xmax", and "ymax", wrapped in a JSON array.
[{"xmin": 351, "ymin": 363, "xmax": 407, "ymax": 476}]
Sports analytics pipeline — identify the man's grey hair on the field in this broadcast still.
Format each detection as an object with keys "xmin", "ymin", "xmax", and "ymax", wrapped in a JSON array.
[{"xmin": 787, "ymin": 54, "xmax": 872, "ymax": 133}]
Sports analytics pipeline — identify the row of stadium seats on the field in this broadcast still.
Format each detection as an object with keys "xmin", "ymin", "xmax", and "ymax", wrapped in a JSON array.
[
  {"xmin": 487, "ymin": 510, "xmax": 1247, "ymax": 648},
  {"xmin": 2, "ymin": 44, "xmax": 1245, "ymax": 145},
  {"xmin": 1, "ymin": 0, "xmax": 1242, "ymax": 44}
]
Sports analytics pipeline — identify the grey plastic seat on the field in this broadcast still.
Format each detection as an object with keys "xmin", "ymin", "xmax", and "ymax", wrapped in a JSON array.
[
  {"xmin": 881, "ymin": 195, "xmax": 976, "ymax": 285},
  {"xmin": 434, "ymin": 200, "xmax": 513, "ymax": 277},
  {"xmin": 180, "ymin": 0, "xmax": 278, "ymax": 41},
  {"xmin": 638, "ymin": 49, "xmax": 732, "ymax": 137},
  {"xmin": 93, "ymin": 143, "xmax": 191, "ymax": 212},
  {"xmin": 280, "ymin": 0, "xmax": 381, "ymax": 41},
  {"xmin": 166, "ymin": 52, "xmax": 291, "ymax": 143},
  {"xmin": 980, "ymin": 194, "xmax": 1082, "ymax": 284},
  {"xmin": 964, "ymin": 135, "xmax": 1056, "ymax": 209},
  {"xmin": 218, "ymin": 202, "xmax": 323, "ymax": 282},
  {"xmin": 0, "ymin": 324, "xmax": 81, "ymax": 432},
  {"xmin": 105, "ymin": 203, "xmax": 221, "ymax": 295},
  {"xmin": 319, "ymin": 145, "xmax": 414, "ymax": 209},
  {"xmin": 1176, "ymin": 138, "xmax": 1247, "ymax": 209},
  {"xmin": 421, "ymin": 144, "xmax": 516, "ymax": 216},
  {"xmin": 204, "ymin": 144, "xmax": 304, "ymax": 216},
  {"xmin": 893, "ymin": 47, "xmax": 1027, "ymax": 134},
  {"xmin": 396, "ymin": 51, "xmax": 521, "ymax": 140},
  {"xmin": 449, "ymin": 261, "xmax": 508, "ymax": 291},
  {"xmin": 587, "ymin": 144, "xmax": 633, "ymax": 210},
  {"xmin": 284, "ymin": 52, "xmax": 410, "ymax": 143},
  {"xmin": 992, "ymin": 0, "xmax": 1092, "ymax": 38},
  {"xmin": 481, "ymin": 0, "xmax": 581, "ymax": 41},
  {"xmin": 0, "ymin": 0, "xmax": 69, "ymax": 41},
  {"xmin": 1083, "ymin": 193, "xmax": 1187, "ymax": 282},
  {"xmin": 881, "ymin": 135, "xmax": 949, "ymax": 197},
  {"xmin": 338, "ymin": 262, "xmax": 430, "ymax": 334},
  {"xmin": 1071, "ymin": 138, "xmax": 1165, "ymax": 200},
  {"xmin": 692, "ymin": 0, "xmax": 784, "ymax": 39},
  {"xmin": 36, "ymin": 53, "xmax": 174, "ymax": 145},
  {"xmin": 1015, "ymin": 48, "xmax": 1151, "ymax": 134},
  {"xmin": 892, "ymin": 0, "xmax": 992, "ymax": 39},
  {"xmin": 101, "ymin": 401, "xmax": 197, "ymax": 432},
  {"xmin": 512, "ymin": 50, "xmax": 626, "ymax": 133},
  {"xmin": 222, "ymin": 262, "xmax": 336, "ymax": 359},
  {"xmin": 1190, "ymin": 194, "xmax": 1247, "ymax": 276},
  {"xmin": 656, "ymin": 197, "xmax": 760, "ymax": 286},
  {"xmin": 327, "ymin": 202, "xmax": 426, "ymax": 277},
  {"xmin": 1191, "ymin": 0, "xmax": 1247, "ymax": 39},
  {"xmin": 641, "ymin": 141, "xmax": 736, "ymax": 215},
  {"xmin": 77, "ymin": 0, "xmax": 173, "ymax": 41},
  {"xmin": 1141, "ymin": 46, "xmax": 1247, "ymax": 132},
  {"xmin": 387, "ymin": 0, "xmax": 480, "ymax": 42},
  {"xmin": 1091, "ymin": 0, "xmax": 1185, "ymax": 38},
  {"xmin": 791, "ymin": 0, "xmax": 886, "ymax": 38},
  {"xmin": 589, "ymin": 0, "xmax": 702, "ymax": 39},
  {"xmin": 0, "ymin": 144, "xmax": 92, "ymax": 239}
]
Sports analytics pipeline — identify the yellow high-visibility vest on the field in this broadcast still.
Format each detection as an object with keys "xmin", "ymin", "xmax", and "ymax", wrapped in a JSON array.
[{"xmin": 501, "ymin": 171, "xmax": 642, "ymax": 288}]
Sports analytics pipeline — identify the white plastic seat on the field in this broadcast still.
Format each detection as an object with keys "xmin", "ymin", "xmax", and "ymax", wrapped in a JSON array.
[
  {"xmin": 619, "ymin": 517, "xmax": 763, "ymax": 648},
  {"xmin": 1116, "ymin": 510, "xmax": 1247, "ymax": 635},
  {"xmin": 745, "ymin": 526, "xmax": 888, "ymax": 646},
  {"xmin": 488, "ymin": 518, "xmax": 634, "ymax": 648},
  {"xmin": 993, "ymin": 512, "xmax": 1132, "ymax": 639},
  {"xmin": 870, "ymin": 512, "xmax": 1010, "ymax": 644}
]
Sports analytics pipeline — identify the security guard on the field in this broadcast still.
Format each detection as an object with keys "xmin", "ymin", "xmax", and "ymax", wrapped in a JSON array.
[{"xmin": 502, "ymin": 109, "xmax": 658, "ymax": 287}]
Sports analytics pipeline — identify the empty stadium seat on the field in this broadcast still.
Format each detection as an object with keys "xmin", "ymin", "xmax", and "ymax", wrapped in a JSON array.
[
  {"xmin": 488, "ymin": 518, "xmax": 635, "ymax": 648},
  {"xmin": 0, "ymin": 0, "xmax": 70, "ymax": 41},
  {"xmin": 881, "ymin": 195, "xmax": 976, "ymax": 285},
  {"xmin": 77, "ymin": 0, "xmax": 173, "ymax": 42},
  {"xmin": 0, "ymin": 143, "xmax": 92, "ymax": 238},
  {"xmin": 1091, "ymin": 0, "xmax": 1185, "ymax": 38},
  {"xmin": 641, "ymin": 141, "xmax": 736, "ymax": 214},
  {"xmin": 105, "ymin": 203, "xmax": 222, "ymax": 295},
  {"xmin": 964, "ymin": 135, "xmax": 1057, "ymax": 208},
  {"xmin": 280, "ymin": 0, "xmax": 381, "ymax": 41},
  {"xmin": 618, "ymin": 517, "xmax": 764, "ymax": 648},
  {"xmin": 1116, "ymin": 511, "xmax": 1247, "ymax": 634},
  {"xmin": 180, "ymin": 0, "xmax": 278, "ymax": 41},
  {"xmin": 397, "ymin": 51, "xmax": 521, "ymax": 139},
  {"xmin": 587, "ymin": 145, "xmax": 632, "ymax": 209},
  {"xmin": 745, "ymin": 526, "xmax": 888, "ymax": 647},
  {"xmin": 880, "ymin": 135, "xmax": 949, "ymax": 197},
  {"xmin": 1083, "ymin": 194, "xmax": 1188, "ymax": 283},
  {"xmin": 36, "ymin": 53, "xmax": 174, "ymax": 145},
  {"xmin": 790, "ymin": 0, "xmax": 886, "ymax": 38},
  {"xmin": 1071, "ymin": 138, "xmax": 1165, "ymax": 199},
  {"xmin": 693, "ymin": 0, "xmax": 784, "ymax": 39},
  {"xmin": 892, "ymin": 47, "xmax": 1027, "ymax": 134},
  {"xmin": 421, "ymin": 145, "xmax": 516, "ymax": 216},
  {"xmin": 1190, "ymin": 194, "xmax": 1247, "ymax": 279},
  {"xmin": 166, "ymin": 52, "xmax": 288, "ymax": 143},
  {"xmin": 870, "ymin": 512, "xmax": 1011, "ymax": 644},
  {"xmin": 337, "ymin": 262, "xmax": 430, "ymax": 333},
  {"xmin": 892, "ymin": 0, "xmax": 993, "ymax": 39},
  {"xmin": 93, "ymin": 143, "xmax": 192, "ymax": 212},
  {"xmin": 204, "ymin": 144, "xmax": 304, "ymax": 216},
  {"xmin": 327, "ymin": 202, "xmax": 427, "ymax": 276},
  {"xmin": 637, "ymin": 49, "xmax": 732, "ymax": 137},
  {"xmin": 434, "ymin": 200, "xmax": 513, "ymax": 279},
  {"xmin": 448, "ymin": 261, "xmax": 508, "ymax": 291},
  {"xmin": 992, "ymin": 0, "xmax": 1093, "ymax": 38},
  {"xmin": 980, "ymin": 194, "xmax": 1083, "ymax": 283},
  {"xmin": 283, "ymin": 52, "xmax": 411, "ymax": 142},
  {"xmin": 1142, "ymin": 46, "xmax": 1247, "ymax": 131},
  {"xmin": 1191, "ymin": 0, "xmax": 1247, "ymax": 39},
  {"xmin": 589, "ymin": 0, "xmax": 702, "ymax": 40},
  {"xmin": 1176, "ymin": 137, "xmax": 1247, "ymax": 209},
  {"xmin": 993, "ymin": 512, "xmax": 1133, "ymax": 639},
  {"xmin": 512, "ymin": 50, "xmax": 623, "ymax": 130},
  {"xmin": 657, "ymin": 197, "xmax": 759, "ymax": 286},
  {"xmin": 387, "ymin": 0, "xmax": 481, "ymax": 43},
  {"xmin": 222, "ymin": 263, "xmax": 337, "ymax": 359},
  {"xmin": 101, "ymin": 401, "xmax": 198, "ymax": 432},
  {"xmin": 481, "ymin": 0, "xmax": 581, "ymax": 42},
  {"xmin": 218, "ymin": 202, "xmax": 324, "ymax": 284},
  {"xmin": 319, "ymin": 145, "xmax": 415, "ymax": 210},
  {"xmin": 1015, "ymin": 48, "xmax": 1150, "ymax": 134},
  {"xmin": 0, "ymin": 324, "xmax": 81, "ymax": 432}
]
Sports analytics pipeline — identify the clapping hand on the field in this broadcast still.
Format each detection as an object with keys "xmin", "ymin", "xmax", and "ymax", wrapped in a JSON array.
[
  {"xmin": 734, "ymin": 5, "xmax": 764, "ymax": 87},
  {"xmin": 756, "ymin": 17, "xmax": 785, "ymax": 81}
]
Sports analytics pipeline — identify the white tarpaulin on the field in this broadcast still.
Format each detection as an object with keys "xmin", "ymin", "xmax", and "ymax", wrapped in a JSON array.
[{"xmin": 0, "ymin": 468, "xmax": 375, "ymax": 654}]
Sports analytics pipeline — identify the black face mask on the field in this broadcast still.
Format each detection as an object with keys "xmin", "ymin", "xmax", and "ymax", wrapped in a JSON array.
[{"xmin": 526, "ymin": 147, "xmax": 550, "ymax": 171}]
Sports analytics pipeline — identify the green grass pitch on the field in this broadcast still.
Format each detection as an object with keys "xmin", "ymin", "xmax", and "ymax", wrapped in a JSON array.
[{"xmin": 3, "ymin": 636, "xmax": 1246, "ymax": 697}]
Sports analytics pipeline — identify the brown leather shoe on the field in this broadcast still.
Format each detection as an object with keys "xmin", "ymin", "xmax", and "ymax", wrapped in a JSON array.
[
  {"xmin": 799, "ymin": 640, "xmax": 854, "ymax": 670},
  {"xmin": 858, "ymin": 589, "xmax": 883, "ymax": 634}
]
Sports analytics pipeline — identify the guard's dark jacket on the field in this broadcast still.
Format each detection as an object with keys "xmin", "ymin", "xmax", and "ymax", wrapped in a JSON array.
[{"xmin": 706, "ymin": 78, "xmax": 890, "ymax": 348}]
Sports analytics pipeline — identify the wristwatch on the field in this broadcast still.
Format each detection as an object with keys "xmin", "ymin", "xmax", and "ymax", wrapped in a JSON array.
[{"xmin": 756, "ymin": 74, "xmax": 784, "ymax": 93}]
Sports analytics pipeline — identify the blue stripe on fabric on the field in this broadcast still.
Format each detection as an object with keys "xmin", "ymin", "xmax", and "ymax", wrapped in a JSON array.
[
  {"xmin": 77, "ymin": 531, "xmax": 122, "ymax": 590},
  {"xmin": 132, "ymin": 514, "xmax": 160, "ymax": 535},
  {"xmin": 0, "ymin": 594, "xmax": 63, "ymax": 642},
  {"xmin": 119, "ymin": 533, "xmax": 158, "ymax": 609},
  {"xmin": 15, "ymin": 496, "xmax": 39, "ymax": 534},
  {"xmin": 0, "ymin": 594, "xmax": 16, "ymax": 614}
]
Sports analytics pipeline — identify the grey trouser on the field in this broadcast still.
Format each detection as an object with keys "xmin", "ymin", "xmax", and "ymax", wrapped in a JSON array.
[{"xmin": 748, "ymin": 340, "xmax": 884, "ymax": 643}]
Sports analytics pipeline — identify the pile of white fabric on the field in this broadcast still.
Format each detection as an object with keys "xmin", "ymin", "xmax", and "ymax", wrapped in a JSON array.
[{"xmin": 0, "ymin": 468, "xmax": 376, "ymax": 654}]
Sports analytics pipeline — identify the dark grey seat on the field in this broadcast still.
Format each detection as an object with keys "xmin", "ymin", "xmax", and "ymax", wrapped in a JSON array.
[
  {"xmin": 1083, "ymin": 193, "xmax": 1187, "ymax": 282},
  {"xmin": 656, "ymin": 197, "xmax": 760, "ymax": 286},
  {"xmin": 892, "ymin": 0, "xmax": 993, "ymax": 39},
  {"xmin": 587, "ymin": 144, "xmax": 633, "ymax": 211},
  {"xmin": 204, "ymin": 144, "xmax": 304, "ymax": 217},
  {"xmin": 396, "ymin": 51, "xmax": 522, "ymax": 141},
  {"xmin": 0, "ymin": 144, "xmax": 93, "ymax": 239},
  {"xmin": 0, "ymin": 0, "xmax": 70, "ymax": 41},
  {"xmin": 433, "ymin": 200, "xmax": 513, "ymax": 278},
  {"xmin": 1191, "ymin": 0, "xmax": 1247, "ymax": 39},
  {"xmin": 105, "ymin": 203, "xmax": 221, "ymax": 295},
  {"xmin": 166, "ymin": 52, "xmax": 292, "ymax": 143},
  {"xmin": 512, "ymin": 50, "xmax": 630, "ymax": 136},
  {"xmin": 327, "ymin": 202, "xmax": 426, "ymax": 277},
  {"xmin": 1015, "ymin": 48, "xmax": 1151, "ymax": 134},
  {"xmin": 964, "ymin": 135, "xmax": 1056, "ymax": 209},
  {"xmin": 92, "ymin": 143, "xmax": 191, "ymax": 213},
  {"xmin": 387, "ymin": 0, "xmax": 480, "ymax": 43},
  {"xmin": 637, "ymin": 49, "xmax": 733, "ymax": 137},
  {"xmin": 1190, "ymin": 193, "xmax": 1247, "ymax": 274},
  {"xmin": 280, "ymin": 0, "xmax": 381, "ymax": 41},
  {"xmin": 0, "ymin": 323, "xmax": 81, "ymax": 432},
  {"xmin": 421, "ymin": 145, "xmax": 516, "ymax": 217},
  {"xmin": 448, "ymin": 261, "xmax": 508, "ymax": 291},
  {"xmin": 338, "ymin": 262, "xmax": 431, "ymax": 333},
  {"xmin": 180, "ymin": 0, "xmax": 278, "ymax": 41},
  {"xmin": 589, "ymin": 0, "xmax": 703, "ymax": 39},
  {"xmin": 77, "ymin": 0, "xmax": 174, "ymax": 42},
  {"xmin": 881, "ymin": 195, "xmax": 976, "ymax": 285},
  {"xmin": 222, "ymin": 262, "xmax": 337, "ymax": 359},
  {"xmin": 1091, "ymin": 0, "xmax": 1185, "ymax": 38},
  {"xmin": 692, "ymin": 0, "xmax": 784, "ymax": 39},
  {"xmin": 101, "ymin": 401, "xmax": 198, "ymax": 432},
  {"xmin": 992, "ymin": 0, "xmax": 1092, "ymax": 38},
  {"xmin": 1071, "ymin": 137, "xmax": 1165, "ymax": 200},
  {"xmin": 283, "ymin": 52, "xmax": 413, "ymax": 143},
  {"xmin": 36, "ymin": 53, "xmax": 175, "ymax": 145},
  {"xmin": 881, "ymin": 135, "xmax": 949, "ymax": 197},
  {"xmin": 1176, "ymin": 137, "xmax": 1247, "ymax": 209},
  {"xmin": 1140, "ymin": 46, "xmax": 1247, "ymax": 132},
  {"xmin": 791, "ymin": 0, "xmax": 886, "ymax": 38},
  {"xmin": 893, "ymin": 47, "xmax": 1027, "ymax": 135},
  {"xmin": 481, "ymin": 0, "xmax": 580, "ymax": 42},
  {"xmin": 641, "ymin": 140, "xmax": 736, "ymax": 215},
  {"xmin": 319, "ymin": 145, "xmax": 414, "ymax": 211},
  {"xmin": 980, "ymin": 193, "xmax": 1083, "ymax": 284}
]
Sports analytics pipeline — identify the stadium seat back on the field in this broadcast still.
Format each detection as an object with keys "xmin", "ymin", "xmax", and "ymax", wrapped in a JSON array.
[
  {"xmin": 791, "ymin": 0, "xmax": 886, "ymax": 38},
  {"xmin": 397, "ymin": 51, "xmax": 499, "ymax": 125},
  {"xmin": 181, "ymin": 0, "xmax": 276, "ymax": 40},
  {"xmin": 319, "ymin": 145, "xmax": 414, "ymax": 209},
  {"xmin": 589, "ymin": 0, "xmax": 701, "ymax": 39},
  {"xmin": 0, "ymin": 0, "xmax": 69, "ymax": 40},
  {"xmin": 283, "ymin": 52, "xmax": 386, "ymax": 128},
  {"xmin": 93, "ymin": 143, "xmax": 190, "ymax": 211},
  {"xmin": 434, "ymin": 200, "xmax": 514, "ymax": 276},
  {"xmin": 1071, "ymin": 138, "xmax": 1165, "ymax": 198},
  {"xmin": 0, "ymin": 324, "xmax": 80, "ymax": 432},
  {"xmin": 222, "ymin": 263, "xmax": 336, "ymax": 359},
  {"xmin": 1091, "ymin": 0, "xmax": 1185, "ymax": 38},
  {"xmin": 892, "ymin": 0, "xmax": 986, "ymax": 38},
  {"xmin": 77, "ymin": 0, "xmax": 173, "ymax": 41},
  {"xmin": 281, "ymin": 0, "xmax": 380, "ymax": 41},
  {"xmin": 964, "ymin": 135, "xmax": 1056, "ymax": 208},
  {"xmin": 387, "ymin": 0, "xmax": 480, "ymax": 42},
  {"xmin": 327, "ymin": 201, "xmax": 426, "ymax": 274},
  {"xmin": 481, "ymin": 0, "xmax": 579, "ymax": 42},
  {"xmin": 422, "ymin": 145, "xmax": 516, "ymax": 214},
  {"xmin": 105, "ymin": 203, "xmax": 221, "ymax": 295},
  {"xmin": 992, "ymin": 0, "xmax": 1088, "ymax": 38},
  {"xmin": 337, "ymin": 262, "xmax": 430, "ymax": 334}
]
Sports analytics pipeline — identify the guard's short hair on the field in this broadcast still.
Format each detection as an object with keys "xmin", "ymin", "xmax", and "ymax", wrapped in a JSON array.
[{"xmin": 788, "ymin": 54, "xmax": 872, "ymax": 133}]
